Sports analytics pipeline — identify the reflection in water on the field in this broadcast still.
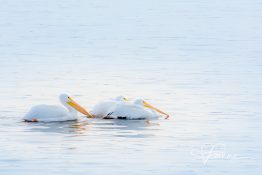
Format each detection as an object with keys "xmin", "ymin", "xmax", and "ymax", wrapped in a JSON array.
[
  {"xmin": 91, "ymin": 119, "xmax": 160, "ymax": 138},
  {"xmin": 22, "ymin": 118, "xmax": 160, "ymax": 138},
  {"xmin": 23, "ymin": 120, "xmax": 90, "ymax": 135}
]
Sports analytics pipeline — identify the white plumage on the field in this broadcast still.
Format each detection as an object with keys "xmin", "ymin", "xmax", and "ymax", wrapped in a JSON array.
[
  {"xmin": 23, "ymin": 105, "xmax": 77, "ymax": 122},
  {"xmin": 23, "ymin": 94, "xmax": 169, "ymax": 122},
  {"xmin": 90, "ymin": 96, "xmax": 127, "ymax": 118},
  {"xmin": 104, "ymin": 98, "xmax": 168, "ymax": 120},
  {"xmin": 23, "ymin": 94, "xmax": 92, "ymax": 122}
]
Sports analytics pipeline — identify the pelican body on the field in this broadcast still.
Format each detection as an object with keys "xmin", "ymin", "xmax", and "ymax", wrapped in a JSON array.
[
  {"xmin": 23, "ymin": 94, "xmax": 92, "ymax": 122},
  {"xmin": 104, "ymin": 98, "xmax": 169, "ymax": 120},
  {"xmin": 90, "ymin": 96, "xmax": 127, "ymax": 118}
]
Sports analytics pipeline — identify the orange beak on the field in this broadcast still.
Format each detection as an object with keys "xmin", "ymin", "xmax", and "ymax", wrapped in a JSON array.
[
  {"xmin": 67, "ymin": 97, "xmax": 93, "ymax": 118},
  {"xmin": 143, "ymin": 101, "xmax": 169, "ymax": 119}
]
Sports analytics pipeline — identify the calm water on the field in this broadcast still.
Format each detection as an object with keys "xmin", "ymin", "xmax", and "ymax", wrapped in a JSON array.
[{"xmin": 0, "ymin": 0, "xmax": 262, "ymax": 174}]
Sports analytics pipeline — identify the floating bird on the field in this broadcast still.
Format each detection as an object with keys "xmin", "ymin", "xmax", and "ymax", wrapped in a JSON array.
[
  {"xmin": 90, "ymin": 96, "xmax": 128, "ymax": 118},
  {"xmin": 104, "ymin": 98, "xmax": 169, "ymax": 120},
  {"xmin": 23, "ymin": 94, "xmax": 93, "ymax": 122}
]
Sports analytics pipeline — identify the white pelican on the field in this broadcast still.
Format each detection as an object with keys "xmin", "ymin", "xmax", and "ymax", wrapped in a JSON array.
[
  {"xmin": 23, "ymin": 94, "xmax": 93, "ymax": 122},
  {"xmin": 104, "ymin": 98, "xmax": 169, "ymax": 120},
  {"xmin": 90, "ymin": 96, "xmax": 128, "ymax": 118}
]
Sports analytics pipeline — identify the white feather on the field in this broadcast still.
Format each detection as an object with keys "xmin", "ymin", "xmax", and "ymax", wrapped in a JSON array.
[
  {"xmin": 105, "ymin": 99, "xmax": 161, "ymax": 120},
  {"xmin": 23, "ymin": 94, "xmax": 79, "ymax": 122},
  {"xmin": 90, "ymin": 96, "xmax": 127, "ymax": 118},
  {"xmin": 23, "ymin": 105, "xmax": 77, "ymax": 122}
]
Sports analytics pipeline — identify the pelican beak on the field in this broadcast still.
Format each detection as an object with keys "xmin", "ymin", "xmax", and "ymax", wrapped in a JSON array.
[
  {"xmin": 67, "ymin": 97, "xmax": 93, "ymax": 118},
  {"xmin": 143, "ymin": 101, "xmax": 169, "ymax": 119}
]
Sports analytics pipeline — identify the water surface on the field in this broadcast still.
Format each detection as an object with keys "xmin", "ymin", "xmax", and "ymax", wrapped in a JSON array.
[{"xmin": 0, "ymin": 0, "xmax": 261, "ymax": 174}]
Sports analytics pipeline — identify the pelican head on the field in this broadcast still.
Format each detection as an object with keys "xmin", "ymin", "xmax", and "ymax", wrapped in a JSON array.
[
  {"xmin": 114, "ymin": 96, "xmax": 128, "ymax": 101},
  {"xmin": 133, "ymin": 98, "xmax": 169, "ymax": 119},
  {"xmin": 59, "ymin": 94, "xmax": 93, "ymax": 118}
]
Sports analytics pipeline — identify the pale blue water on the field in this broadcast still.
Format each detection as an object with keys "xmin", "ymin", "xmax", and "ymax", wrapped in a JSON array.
[{"xmin": 0, "ymin": 0, "xmax": 262, "ymax": 174}]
